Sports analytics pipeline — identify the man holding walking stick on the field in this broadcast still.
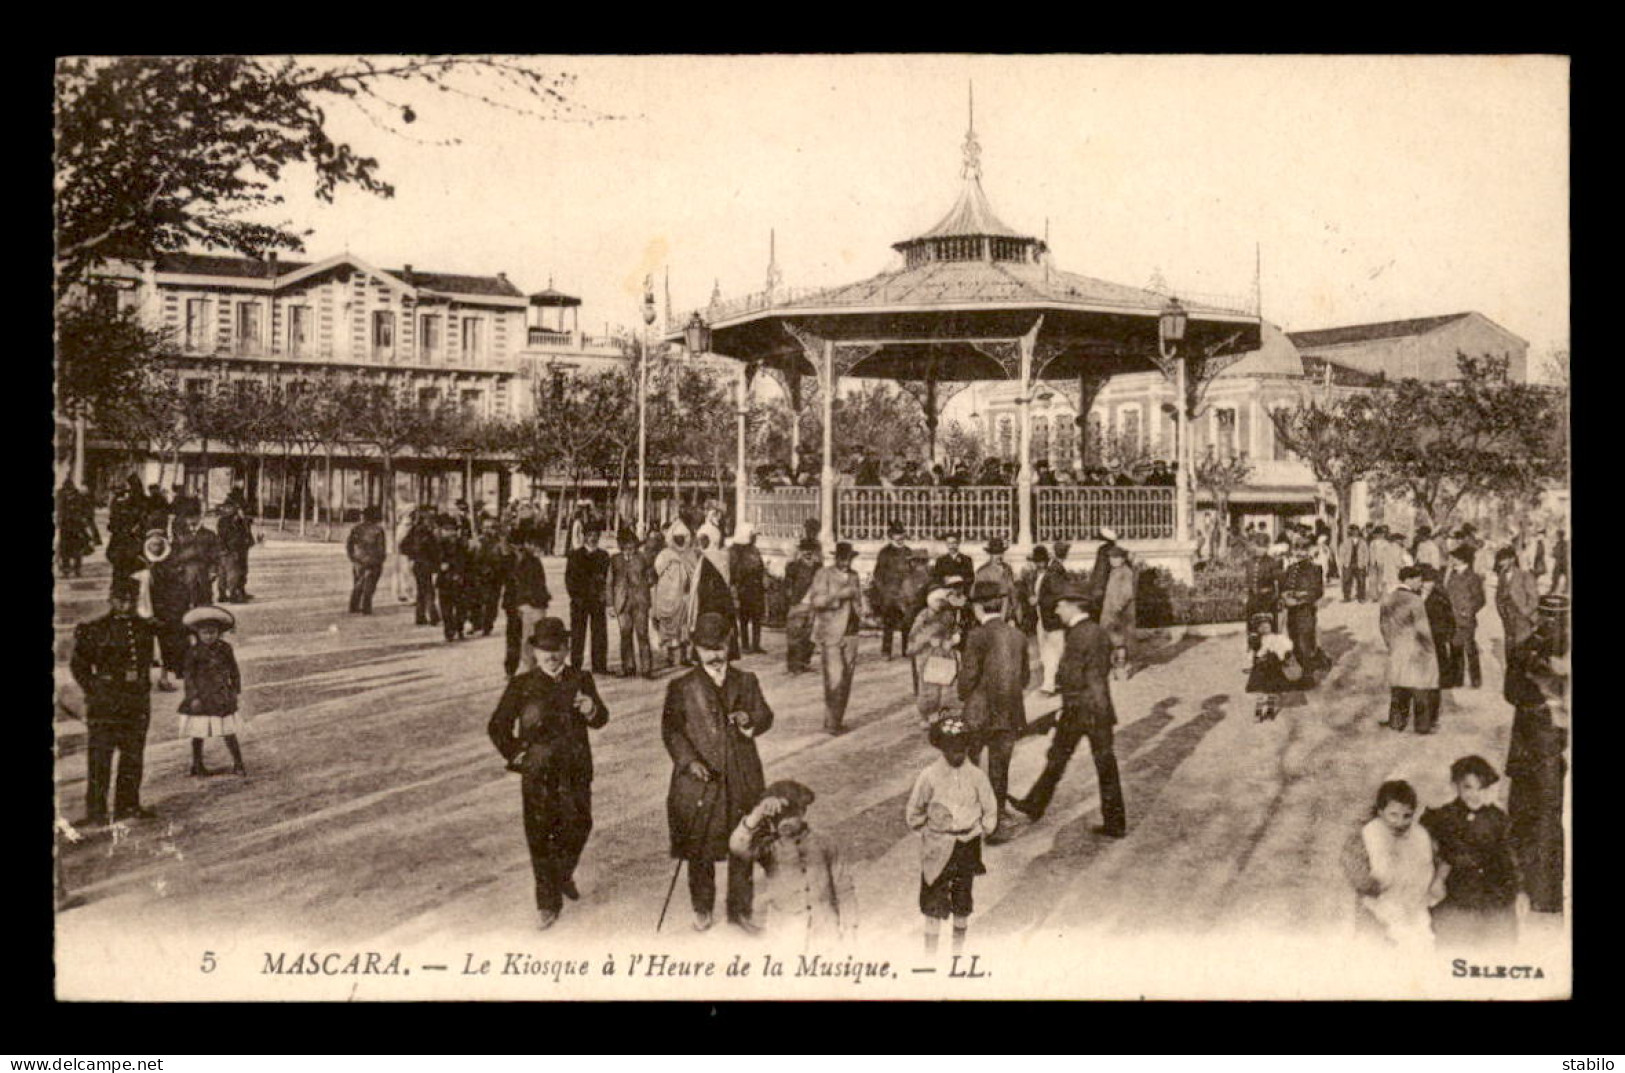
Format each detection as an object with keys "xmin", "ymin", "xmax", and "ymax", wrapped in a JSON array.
[{"xmin": 661, "ymin": 612, "xmax": 775, "ymax": 934}]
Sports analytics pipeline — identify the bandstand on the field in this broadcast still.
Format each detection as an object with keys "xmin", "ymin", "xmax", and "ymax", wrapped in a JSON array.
[{"xmin": 667, "ymin": 113, "xmax": 1261, "ymax": 582}]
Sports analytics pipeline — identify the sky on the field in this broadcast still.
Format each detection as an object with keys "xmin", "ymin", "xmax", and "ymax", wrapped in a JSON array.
[{"xmin": 269, "ymin": 54, "xmax": 1569, "ymax": 368}]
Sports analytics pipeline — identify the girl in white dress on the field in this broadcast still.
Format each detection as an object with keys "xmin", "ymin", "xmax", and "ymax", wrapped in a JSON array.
[{"xmin": 1343, "ymin": 780, "xmax": 1447, "ymax": 950}]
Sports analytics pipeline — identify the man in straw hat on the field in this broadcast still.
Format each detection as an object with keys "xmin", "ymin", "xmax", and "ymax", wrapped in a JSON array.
[
  {"xmin": 1009, "ymin": 575, "xmax": 1127, "ymax": 838},
  {"xmin": 661, "ymin": 611, "xmax": 775, "ymax": 933},
  {"xmin": 810, "ymin": 541, "xmax": 864, "ymax": 735},
  {"xmin": 487, "ymin": 616, "xmax": 609, "ymax": 930},
  {"xmin": 70, "ymin": 578, "xmax": 159, "ymax": 826}
]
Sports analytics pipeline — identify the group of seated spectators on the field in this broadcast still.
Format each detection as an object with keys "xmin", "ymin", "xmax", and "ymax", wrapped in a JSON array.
[{"xmin": 754, "ymin": 452, "xmax": 1181, "ymax": 491}]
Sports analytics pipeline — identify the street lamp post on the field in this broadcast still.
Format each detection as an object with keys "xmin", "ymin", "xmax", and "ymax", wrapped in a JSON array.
[
  {"xmin": 637, "ymin": 284, "xmax": 657, "ymax": 536},
  {"xmin": 1158, "ymin": 297, "xmax": 1190, "ymax": 544}
]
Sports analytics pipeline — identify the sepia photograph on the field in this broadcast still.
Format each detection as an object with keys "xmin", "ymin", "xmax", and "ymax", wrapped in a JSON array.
[{"xmin": 50, "ymin": 53, "xmax": 1571, "ymax": 1001}]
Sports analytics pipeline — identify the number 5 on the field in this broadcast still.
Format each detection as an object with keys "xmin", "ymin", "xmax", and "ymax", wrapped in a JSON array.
[{"xmin": 200, "ymin": 951, "xmax": 217, "ymax": 973}]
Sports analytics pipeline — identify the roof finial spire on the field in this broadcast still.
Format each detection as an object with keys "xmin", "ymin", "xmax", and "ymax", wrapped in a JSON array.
[
  {"xmin": 962, "ymin": 80, "xmax": 982, "ymax": 180},
  {"xmin": 766, "ymin": 228, "xmax": 783, "ymax": 298}
]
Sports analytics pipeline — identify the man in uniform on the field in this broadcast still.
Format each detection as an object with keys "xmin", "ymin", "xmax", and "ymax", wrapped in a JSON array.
[
  {"xmin": 662, "ymin": 612, "xmax": 775, "ymax": 933},
  {"xmin": 959, "ymin": 579, "xmax": 1030, "ymax": 839},
  {"xmin": 70, "ymin": 578, "xmax": 159, "ymax": 826},
  {"xmin": 486, "ymin": 617, "xmax": 609, "ymax": 930},
  {"xmin": 872, "ymin": 521, "xmax": 913, "ymax": 659},
  {"xmin": 345, "ymin": 506, "xmax": 387, "ymax": 616},
  {"xmin": 783, "ymin": 537, "xmax": 822, "ymax": 674},
  {"xmin": 1010, "ymin": 577, "xmax": 1126, "ymax": 838},
  {"xmin": 1281, "ymin": 535, "xmax": 1329, "ymax": 677},
  {"xmin": 609, "ymin": 527, "xmax": 653, "ymax": 678},
  {"xmin": 565, "ymin": 526, "xmax": 611, "ymax": 673},
  {"xmin": 502, "ymin": 523, "xmax": 552, "ymax": 677}
]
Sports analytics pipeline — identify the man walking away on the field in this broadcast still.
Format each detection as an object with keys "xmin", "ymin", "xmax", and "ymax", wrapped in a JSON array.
[
  {"xmin": 1009, "ymin": 577, "xmax": 1126, "ymax": 838},
  {"xmin": 565, "ymin": 527, "xmax": 611, "ymax": 673},
  {"xmin": 1340, "ymin": 524, "xmax": 1368, "ymax": 603},
  {"xmin": 345, "ymin": 507, "xmax": 387, "ymax": 615},
  {"xmin": 1443, "ymin": 543, "xmax": 1486, "ymax": 689},
  {"xmin": 502, "ymin": 524, "xmax": 552, "ymax": 677},
  {"xmin": 959, "ymin": 580, "xmax": 1029, "ymax": 840}
]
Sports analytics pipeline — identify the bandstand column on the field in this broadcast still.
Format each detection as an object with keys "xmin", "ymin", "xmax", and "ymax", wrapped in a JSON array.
[
  {"xmin": 819, "ymin": 338, "xmax": 836, "ymax": 552},
  {"xmin": 1017, "ymin": 331, "xmax": 1035, "ymax": 549},
  {"xmin": 925, "ymin": 375, "xmax": 939, "ymax": 466},
  {"xmin": 735, "ymin": 361, "xmax": 751, "ymax": 535},
  {"xmin": 1175, "ymin": 354, "xmax": 1191, "ymax": 543}
]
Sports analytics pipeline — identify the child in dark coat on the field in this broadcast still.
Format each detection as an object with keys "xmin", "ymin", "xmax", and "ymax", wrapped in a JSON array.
[{"xmin": 178, "ymin": 606, "xmax": 246, "ymax": 776}]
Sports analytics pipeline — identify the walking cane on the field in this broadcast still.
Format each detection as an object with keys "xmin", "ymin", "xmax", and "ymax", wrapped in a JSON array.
[{"xmin": 656, "ymin": 777, "xmax": 718, "ymax": 933}]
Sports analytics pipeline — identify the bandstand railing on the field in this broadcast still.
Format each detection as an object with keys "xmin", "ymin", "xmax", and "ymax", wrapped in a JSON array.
[
  {"xmin": 745, "ymin": 486, "xmax": 820, "ymax": 540},
  {"xmin": 838, "ymin": 486, "xmax": 1015, "ymax": 543},
  {"xmin": 1035, "ymin": 486, "xmax": 1175, "ymax": 542}
]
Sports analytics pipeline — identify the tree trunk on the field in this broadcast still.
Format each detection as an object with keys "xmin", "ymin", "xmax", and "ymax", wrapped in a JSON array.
[
  {"xmin": 324, "ymin": 447, "xmax": 335, "ymax": 540},
  {"xmin": 279, "ymin": 443, "xmax": 290, "ymax": 530},
  {"xmin": 201, "ymin": 437, "xmax": 211, "ymax": 506},
  {"xmin": 299, "ymin": 455, "xmax": 309, "ymax": 537},
  {"xmin": 256, "ymin": 449, "xmax": 267, "ymax": 520}
]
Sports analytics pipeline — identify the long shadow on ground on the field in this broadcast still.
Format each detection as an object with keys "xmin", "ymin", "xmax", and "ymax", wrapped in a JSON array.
[{"xmin": 977, "ymin": 693, "xmax": 1231, "ymax": 937}]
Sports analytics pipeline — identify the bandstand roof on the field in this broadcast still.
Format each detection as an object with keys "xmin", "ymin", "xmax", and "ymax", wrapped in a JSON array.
[{"xmin": 668, "ymin": 108, "xmax": 1261, "ymax": 384}]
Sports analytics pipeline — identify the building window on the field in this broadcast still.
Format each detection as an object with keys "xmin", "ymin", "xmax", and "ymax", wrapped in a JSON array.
[
  {"xmin": 236, "ymin": 303, "xmax": 262, "ymax": 355},
  {"xmin": 1032, "ymin": 416, "xmax": 1050, "ymax": 465},
  {"xmin": 1054, "ymin": 416, "xmax": 1078, "ymax": 468},
  {"xmin": 184, "ymin": 378, "xmax": 210, "ymax": 399},
  {"xmin": 1215, "ymin": 407, "xmax": 1237, "ymax": 460},
  {"xmin": 996, "ymin": 415, "xmax": 1015, "ymax": 462},
  {"xmin": 461, "ymin": 317, "xmax": 483, "ymax": 362},
  {"xmin": 90, "ymin": 284, "xmax": 119, "ymax": 316},
  {"xmin": 418, "ymin": 387, "xmax": 440, "ymax": 411},
  {"xmin": 372, "ymin": 311, "xmax": 395, "ymax": 360},
  {"xmin": 288, "ymin": 306, "xmax": 310, "ymax": 357},
  {"xmin": 460, "ymin": 388, "xmax": 484, "ymax": 418},
  {"xmin": 185, "ymin": 299, "xmax": 211, "ymax": 351},
  {"xmin": 419, "ymin": 314, "xmax": 442, "ymax": 361}
]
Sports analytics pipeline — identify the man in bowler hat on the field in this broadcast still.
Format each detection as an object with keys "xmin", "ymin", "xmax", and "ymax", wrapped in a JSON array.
[
  {"xmin": 1009, "ymin": 576, "xmax": 1127, "ymax": 838},
  {"xmin": 662, "ymin": 612, "xmax": 775, "ymax": 932},
  {"xmin": 487, "ymin": 617, "xmax": 609, "ymax": 930},
  {"xmin": 960, "ymin": 579, "xmax": 1030, "ymax": 839}
]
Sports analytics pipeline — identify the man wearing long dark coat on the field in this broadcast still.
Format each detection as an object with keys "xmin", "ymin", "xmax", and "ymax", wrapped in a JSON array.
[
  {"xmin": 1010, "ymin": 577, "xmax": 1126, "ymax": 838},
  {"xmin": 487, "ymin": 617, "xmax": 608, "ymax": 929},
  {"xmin": 1502, "ymin": 599, "xmax": 1568, "ymax": 914},
  {"xmin": 872, "ymin": 522, "xmax": 913, "ymax": 659},
  {"xmin": 959, "ymin": 581, "xmax": 1030, "ymax": 836},
  {"xmin": 70, "ymin": 579, "xmax": 158, "ymax": 825},
  {"xmin": 662, "ymin": 612, "xmax": 775, "ymax": 932},
  {"xmin": 400, "ymin": 510, "xmax": 442, "ymax": 627},
  {"xmin": 1281, "ymin": 540, "xmax": 1329, "ymax": 675}
]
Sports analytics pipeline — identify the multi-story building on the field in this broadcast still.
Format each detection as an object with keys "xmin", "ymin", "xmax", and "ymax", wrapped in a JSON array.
[
  {"xmin": 973, "ymin": 311, "xmax": 1531, "ymax": 535},
  {"xmin": 74, "ymin": 250, "xmax": 631, "ymax": 519}
]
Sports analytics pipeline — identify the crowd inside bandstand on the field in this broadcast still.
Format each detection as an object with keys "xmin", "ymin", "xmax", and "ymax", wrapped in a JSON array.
[{"xmin": 755, "ymin": 448, "xmax": 1179, "ymax": 490}]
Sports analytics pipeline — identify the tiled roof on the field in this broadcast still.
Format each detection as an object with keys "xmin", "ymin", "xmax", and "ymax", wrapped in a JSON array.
[
  {"xmin": 1285, "ymin": 313, "xmax": 1470, "ymax": 349},
  {"xmin": 153, "ymin": 252, "xmax": 522, "ymax": 298},
  {"xmin": 1215, "ymin": 323, "xmax": 1306, "ymax": 378},
  {"xmin": 154, "ymin": 252, "xmax": 310, "ymax": 277},
  {"xmin": 384, "ymin": 269, "xmax": 524, "ymax": 299},
  {"xmin": 786, "ymin": 258, "xmax": 1245, "ymax": 316}
]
